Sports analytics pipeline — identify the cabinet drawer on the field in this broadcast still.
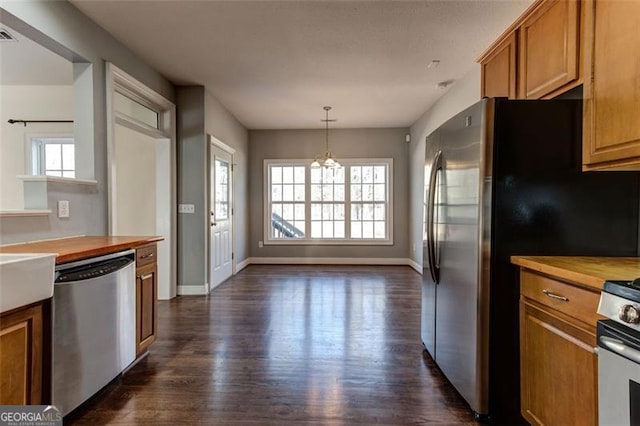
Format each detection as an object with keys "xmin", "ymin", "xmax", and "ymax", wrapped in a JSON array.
[
  {"xmin": 520, "ymin": 270, "xmax": 600, "ymax": 327},
  {"xmin": 136, "ymin": 244, "xmax": 157, "ymax": 267}
]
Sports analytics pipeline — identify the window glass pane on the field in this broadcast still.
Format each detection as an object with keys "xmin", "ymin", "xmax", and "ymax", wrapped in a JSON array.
[
  {"xmin": 374, "ymin": 222, "xmax": 386, "ymax": 239},
  {"xmin": 47, "ymin": 170, "xmax": 62, "ymax": 177},
  {"xmin": 363, "ymin": 204, "xmax": 374, "ymax": 220},
  {"xmin": 311, "ymin": 167, "xmax": 321, "ymax": 183},
  {"xmin": 351, "ymin": 222, "xmax": 361, "ymax": 238},
  {"xmin": 351, "ymin": 204, "xmax": 361, "ymax": 220},
  {"xmin": 45, "ymin": 144, "xmax": 62, "ymax": 170},
  {"xmin": 374, "ymin": 184, "xmax": 385, "ymax": 201},
  {"xmin": 282, "ymin": 184, "xmax": 294, "ymax": 201},
  {"xmin": 311, "ymin": 221, "xmax": 322, "ymax": 238},
  {"xmin": 294, "ymin": 166, "xmax": 305, "ymax": 183},
  {"xmin": 62, "ymin": 171, "xmax": 75, "ymax": 178},
  {"xmin": 282, "ymin": 203, "xmax": 294, "ymax": 220},
  {"xmin": 311, "ymin": 184, "xmax": 322, "ymax": 201},
  {"xmin": 282, "ymin": 167, "xmax": 294, "ymax": 183},
  {"xmin": 335, "ymin": 167, "xmax": 345, "ymax": 183},
  {"xmin": 334, "ymin": 184, "xmax": 345, "ymax": 201},
  {"xmin": 272, "ymin": 185, "xmax": 282, "ymax": 202},
  {"xmin": 322, "ymin": 184, "xmax": 333, "ymax": 201},
  {"xmin": 335, "ymin": 221, "xmax": 345, "ymax": 238},
  {"xmin": 374, "ymin": 166, "xmax": 386, "ymax": 183},
  {"xmin": 272, "ymin": 167, "xmax": 282, "ymax": 184},
  {"xmin": 362, "ymin": 221, "xmax": 374, "ymax": 238},
  {"xmin": 351, "ymin": 184, "xmax": 362, "ymax": 201},
  {"xmin": 311, "ymin": 204, "xmax": 321, "ymax": 220},
  {"xmin": 323, "ymin": 221, "xmax": 334, "ymax": 238},
  {"xmin": 363, "ymin": 184, "xmax": 374, "ymax": 201},
  {"xmin": 334, "ymin": 204, "xmax": 345, "ymax": 220},
  {"xmin": 114, "ymin": 91, "xmax": 159, "ymax": 129},
  {"xmin": 295, "ymin": 204, "xmax": 305, "ymax": 220},
  {"xmin": 294, "ymin": 184, "xmax": 305, "ymax": 201},
  {"xmin": 374, "ymin": 204, "xmax": 385, "ymax": 221},
  {"xmin": 62, "ymin": 144, "xmax": 75, "ymax": 170},
  {"xmin": 362, "ymin": 166, "xmax": 374, "ymax": 183},
  {"xmin": 322, "ymin": 204, "xmax": 333, "ymax": 220},
  {"xmin": 294, "ymin": 221, "xmax": 305, "ymax": 234},
  {"xmin": 351, "ymin": 166, "xmax": 361, "ymax": 183}
]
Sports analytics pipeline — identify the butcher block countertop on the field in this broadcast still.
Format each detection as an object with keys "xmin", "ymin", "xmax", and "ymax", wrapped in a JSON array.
[
  {"xmin": 511, "ymin": 256, "xmax": 640, "ymax": 291},
  {"xmin": 0, "ymin": 236, "xmax": 163, "ymax": 264}
]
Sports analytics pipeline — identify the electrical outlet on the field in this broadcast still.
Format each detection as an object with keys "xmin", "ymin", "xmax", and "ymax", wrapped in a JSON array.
[
  {"xmin": 58, "ymin": 200, "xmax": 70, "ymax": 218},
  {"xmin": 178, "ymin": 204, "xmax": 195, "ymax": 214},
  {"xmin": 258, "ymin": 241, "xmax": 264, "ymax": 248}
]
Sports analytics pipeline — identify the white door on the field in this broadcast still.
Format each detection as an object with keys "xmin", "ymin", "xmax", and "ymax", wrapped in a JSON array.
[{"xmin": 209, "ymin": 144, "xmax": 233, "ymax": 290}]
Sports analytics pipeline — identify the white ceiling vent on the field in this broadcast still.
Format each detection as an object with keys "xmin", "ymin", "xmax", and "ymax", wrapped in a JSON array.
[{"xmin": 0, "ymin": 28, "xmax": 17, "ymax": 42}]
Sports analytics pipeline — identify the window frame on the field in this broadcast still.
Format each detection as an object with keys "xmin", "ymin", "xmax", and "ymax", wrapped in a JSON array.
[
  {"xmin": 27, "ymin": 134, "xmax": 75, "ymax": 177},
  {"xmin": 263, "ymin": 158, "xmax": 394, "ymax": 246}
]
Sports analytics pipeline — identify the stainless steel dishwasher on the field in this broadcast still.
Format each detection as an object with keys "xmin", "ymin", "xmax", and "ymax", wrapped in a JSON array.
[{"xmin": 53, "ymin": 250, "xmax": 136, "ymax": 416}]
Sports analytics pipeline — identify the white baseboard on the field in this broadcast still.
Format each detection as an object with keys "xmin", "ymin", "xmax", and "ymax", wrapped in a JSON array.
[
  {"xmin": 177, "ymin": 284, "xmax": 208, "ymax": 295},
  {"xmin": 408, "ymin": 259, "xmax": 422, "ymax": 274},
  {"xmin": 248, "ymin": 257, "xmax": 411, "ymax": 266},
  {"xmin": 236, "ymin": 257, "xmax": 251, "ymax": 272}
]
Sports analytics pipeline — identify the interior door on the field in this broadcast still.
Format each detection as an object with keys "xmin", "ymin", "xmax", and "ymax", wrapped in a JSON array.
[{"xmin": 209, "ymin": 144, "xmax": 233, "ymax": 290}]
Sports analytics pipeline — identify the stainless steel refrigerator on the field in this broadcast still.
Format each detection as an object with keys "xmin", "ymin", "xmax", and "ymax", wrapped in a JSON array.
[{"xmin": 421, "ymin": 97, "xmax": 639, "ymax": 423}]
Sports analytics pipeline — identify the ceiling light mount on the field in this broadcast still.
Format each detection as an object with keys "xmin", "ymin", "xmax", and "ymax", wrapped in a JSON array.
[{"xmin": 311, "ymin": 106, "xmax": 341, "ymax": 169}]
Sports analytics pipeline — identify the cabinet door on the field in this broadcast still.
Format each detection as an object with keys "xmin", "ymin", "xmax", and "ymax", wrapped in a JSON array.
[
  {"xmin": 520, "ymin": 300, "xmax": 597, "ymax": 425},
  {"xmin": 0, "ymin": 304, "xmax": 43, "ymax": 405},
  {"xmin": 518, "ymin": 0, "xmax": 580, "ymax": 99},
  {"xmin": 583, "ymin": 0, "xmax": 640, "ymax": 170},
  {"xmin": 481, "ymin": 32, "xmax": 517, "ymax": 98},
  {"xmin": 136, "ymin": 262, "xmax": 157, "ymax": 356}
]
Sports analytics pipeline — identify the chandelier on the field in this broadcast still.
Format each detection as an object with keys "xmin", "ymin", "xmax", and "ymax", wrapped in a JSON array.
[{"xmin": 311, "ymin": 106, "xmax": 341, "ymax": 168}]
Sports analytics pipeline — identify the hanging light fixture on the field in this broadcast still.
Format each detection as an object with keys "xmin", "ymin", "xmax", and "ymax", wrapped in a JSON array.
[{"xmin": 311, "ymin": 106, "xmax": 341, "ymax": 169}]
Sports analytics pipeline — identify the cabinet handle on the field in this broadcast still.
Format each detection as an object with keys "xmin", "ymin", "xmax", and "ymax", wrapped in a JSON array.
[
  {"xmin": 140, "ymin": 253, "xmax": 154, "ymax": 259},
  {"xmin": 542, "ymin": 289, "xmax": 569, "ymax": 302},
  {"xmin": 139, "ymin": 273, "xmax": 153, "ymax": 280}
]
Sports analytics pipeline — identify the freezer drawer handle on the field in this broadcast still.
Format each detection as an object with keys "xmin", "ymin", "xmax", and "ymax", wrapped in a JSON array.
[{"xmin": 542, "ymin": 289, "xmax": 569, "ymax": 302}]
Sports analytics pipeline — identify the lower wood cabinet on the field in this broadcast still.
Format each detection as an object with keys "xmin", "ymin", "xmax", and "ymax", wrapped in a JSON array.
[
  {"xmin": 519, "ymin": 270, "xmax": 598, "ymax": 425},
  {"xmin": 136, "ymin": 244, "xmax": 158, "ymax": 356},
  {"xmin": 0, "ymin": 302, "xmax": 43, "ymax": 405}
]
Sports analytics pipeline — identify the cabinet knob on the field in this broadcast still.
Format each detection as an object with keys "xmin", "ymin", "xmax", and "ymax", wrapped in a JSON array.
[{"xmin": 619, "ymin": 304, "xmax": 640, "ymax": 324}]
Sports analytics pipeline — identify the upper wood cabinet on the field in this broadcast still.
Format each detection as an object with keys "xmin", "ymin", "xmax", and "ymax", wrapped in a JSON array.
[
  {"xmin": 481, "ymin": 32, "xmax": 517, "ymax": 99},
  {"xmin": 518, "ymin": 0, "xmax": 581, "ymax": 99},
  {"xmin": 582, "ymin": 0, "xmax": 640, "ymax": 171},
  {"xmin": 478, "ymin": 0, "xmax": 582, "ymax": 100}
]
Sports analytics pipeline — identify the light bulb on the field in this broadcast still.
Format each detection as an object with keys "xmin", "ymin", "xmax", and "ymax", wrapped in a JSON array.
[
  {"xmin": 324, "ymin": 157, "xmax": 335, "ymax": 166},
  {"xmin": 311, "ymin": 160, "xmax": 321, "ymax": 168}
]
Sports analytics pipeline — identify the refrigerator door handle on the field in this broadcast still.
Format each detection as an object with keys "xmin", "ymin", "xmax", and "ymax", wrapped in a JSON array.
[{"xmin": 426, "ymin": 150, "xmax": 443, "ymax": 284}]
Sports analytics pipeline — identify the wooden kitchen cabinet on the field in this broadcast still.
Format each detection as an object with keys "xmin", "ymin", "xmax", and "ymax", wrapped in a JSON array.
[
  {"xmin": 480, "ymin": 32, "xmax": 518, "ymax": 99},
  {"xmin": 582, "ymin": 0, "xmax": 640, "ymax": 170},
  {"xmin": 136, "ymin": 243, "xmax": 158, "ymax": 356},
  {"xmin": 519, "ymin": 270, "xmax": 598, "ymax": 425},
  {"xmin": 518, "ymin": 0, "xmax": 581, "ymax": 99},
  {"xmin": 0, "ymin": 302, "xmax": 43, "ymax": 405}
]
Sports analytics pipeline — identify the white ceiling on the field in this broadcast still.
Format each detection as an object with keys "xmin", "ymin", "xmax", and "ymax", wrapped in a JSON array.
[
  {"xmin": 0, "ymin": 24, "xmax": 73, "ymax": 86},
  {"xmin": 71, "ymin": 0, "xmax": 532, "ymax": 129}
]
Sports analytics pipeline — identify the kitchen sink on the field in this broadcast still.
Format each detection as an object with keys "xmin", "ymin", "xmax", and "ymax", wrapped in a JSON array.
[{"xmin": 0, "ymin": 253, "xmax": 57, "ymax": 313}]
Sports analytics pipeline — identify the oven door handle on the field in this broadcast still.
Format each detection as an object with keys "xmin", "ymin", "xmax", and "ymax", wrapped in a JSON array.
[{"xmin": 600, "ymin": 336, "xmax": 640, "ymax": 364}]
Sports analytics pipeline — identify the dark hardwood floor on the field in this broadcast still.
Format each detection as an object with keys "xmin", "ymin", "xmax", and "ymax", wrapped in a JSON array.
[{"xmin": 67, "ymin": 265, "xmax": 476, "ymax": 425}]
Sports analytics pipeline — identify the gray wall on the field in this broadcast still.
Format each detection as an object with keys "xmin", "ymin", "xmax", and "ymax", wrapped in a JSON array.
[
  {"xmin": 176, "ymin": 87, "xmax": 249, "ymax": 289},
  {"xmin": 0, "ymin": 2, "xmax": 174, "ymax": 244},
  {"xmin": 248, "ymin": 127, "xmax": 410, "ymax": 259},
  {"xmin": 408, "ymin": 67, "xmax": 481, "ymax": 270}
]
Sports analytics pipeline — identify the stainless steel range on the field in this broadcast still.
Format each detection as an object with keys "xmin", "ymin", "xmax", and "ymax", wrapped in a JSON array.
[{"xmin": 597, "ymin": 279, "xmax": 640, "ymax": 425}]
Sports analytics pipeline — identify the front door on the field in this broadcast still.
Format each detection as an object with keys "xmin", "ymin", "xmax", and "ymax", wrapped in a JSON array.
[{"xmin": 209, "ymin": 143, "xmax": 233, "ymax": 290}]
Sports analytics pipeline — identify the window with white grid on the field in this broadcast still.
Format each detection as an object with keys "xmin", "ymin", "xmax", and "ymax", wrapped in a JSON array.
[{"xmin": 265, "ymin": 159, "xmax": 392, "ymax": 245}]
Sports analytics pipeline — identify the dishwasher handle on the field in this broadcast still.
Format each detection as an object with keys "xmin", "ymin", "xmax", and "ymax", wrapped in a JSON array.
[{"xmin": 55, "ymin": 254, "xmax": 134, "ymax": 283}]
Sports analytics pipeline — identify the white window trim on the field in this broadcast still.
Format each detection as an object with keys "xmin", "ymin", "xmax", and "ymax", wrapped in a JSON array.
[
  {"xmin": 26, "ymin": 134, "xmax": 75, "ymax": 177},
  {"xmin": 263, "ymin": 158, "xmax": 394, "ymax": 246}
]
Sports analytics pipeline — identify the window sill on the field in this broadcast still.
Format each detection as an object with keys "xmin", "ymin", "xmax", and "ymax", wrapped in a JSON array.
[
  {"xmin": 18, "ymin": 175, "xmax": 98, "ymax": 186},
  {"xmin": 0, "ymin": 209, "xmax": 51, "ymax": 217}
]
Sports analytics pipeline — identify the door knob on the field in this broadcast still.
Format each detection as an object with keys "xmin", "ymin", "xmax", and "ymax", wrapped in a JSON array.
[{"xmin": 211, "ymin": 222, "xmax": 217, "ymax": 227}]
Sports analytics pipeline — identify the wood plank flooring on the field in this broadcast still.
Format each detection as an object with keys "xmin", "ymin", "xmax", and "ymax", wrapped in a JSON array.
[{"xmin": 66, "ymin": 265, "xmax": 476, "ymax": 425}]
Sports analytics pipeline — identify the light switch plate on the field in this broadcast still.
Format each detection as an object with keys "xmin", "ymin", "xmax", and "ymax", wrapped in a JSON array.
[
  {"xmin": 58, "ymin": 200, "xmax": 70, "ymax": 218},
  {"xmin": 178, "ymin": 204, "xmax": 195, "ymax": 214}
]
